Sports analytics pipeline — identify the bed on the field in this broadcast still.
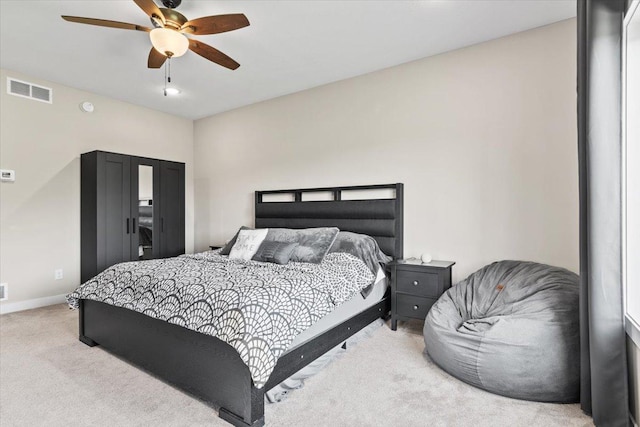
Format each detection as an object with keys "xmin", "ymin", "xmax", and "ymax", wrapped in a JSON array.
[{"xmin": 73, "ymin": 183, "xmax": 404, "ymax": 427}]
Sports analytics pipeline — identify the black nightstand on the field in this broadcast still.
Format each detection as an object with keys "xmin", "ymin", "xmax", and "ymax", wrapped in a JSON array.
[{"xmin": 391, "ymin": 260, "xmax": 455, "ymax": 330}]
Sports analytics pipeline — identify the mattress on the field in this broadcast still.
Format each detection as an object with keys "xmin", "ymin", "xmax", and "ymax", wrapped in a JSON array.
[{"xmin": 285, "ymin": 267, "xmax": 388, "ymax": 352}]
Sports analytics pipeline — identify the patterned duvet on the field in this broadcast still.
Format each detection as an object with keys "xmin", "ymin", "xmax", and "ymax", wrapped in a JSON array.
[{"xmin": 67, "ymin": 251, "xmax": 374, "ymax": 388}]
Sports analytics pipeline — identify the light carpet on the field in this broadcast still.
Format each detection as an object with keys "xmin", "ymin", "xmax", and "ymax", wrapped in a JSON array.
[{"xmin": 0, "ymin": 304, "xmax": 594, "ymax": 427}]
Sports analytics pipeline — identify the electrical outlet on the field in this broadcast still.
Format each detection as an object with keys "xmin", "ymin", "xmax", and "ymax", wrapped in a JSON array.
[
  {"xmin": 54, "ymin": 269, "xmax": 63, "ymax": 280},
  {"xmin": 0, "ymin": 283, "xmax": 7, "ymax": 301}
]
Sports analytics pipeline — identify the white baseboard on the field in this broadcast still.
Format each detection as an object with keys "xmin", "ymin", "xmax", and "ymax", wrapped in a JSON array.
[{"xmin": 0, "ymin": 294, "xmax": 67, "ymax": 315}]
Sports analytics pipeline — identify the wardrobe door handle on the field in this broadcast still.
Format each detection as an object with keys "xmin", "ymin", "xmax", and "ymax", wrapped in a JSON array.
[
  {"xmin": 132, "ymin": 218, "xmax": 136, "ymax": 233},
  {"xmin": 126, "ymin": 218, "xmax": 130, "ymax": 234},
  {"xmin": 161, "ymin": 218, "xmax": 164, "ymax": 232}
]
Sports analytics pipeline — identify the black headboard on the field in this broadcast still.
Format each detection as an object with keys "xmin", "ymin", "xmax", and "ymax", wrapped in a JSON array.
[{"xmin": 255, "ymin": 183, "xmax": 403, "ymax": 259}]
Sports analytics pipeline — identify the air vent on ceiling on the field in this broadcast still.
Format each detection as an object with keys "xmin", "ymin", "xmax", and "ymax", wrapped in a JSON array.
[{"xmin": 6, "ymin": 78, "xmax": 52, "ymax": 104}]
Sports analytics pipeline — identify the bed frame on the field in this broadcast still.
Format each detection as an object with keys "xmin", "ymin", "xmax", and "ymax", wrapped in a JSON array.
[{"xmin": 78, "ymin": 183, "xmax": 404, "ymax": 427}]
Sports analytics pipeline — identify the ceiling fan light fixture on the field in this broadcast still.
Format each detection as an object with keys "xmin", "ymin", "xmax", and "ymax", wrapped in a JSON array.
[{"xmin": 150, "ymin": 28, "xmax": 188, "ymax": 57}]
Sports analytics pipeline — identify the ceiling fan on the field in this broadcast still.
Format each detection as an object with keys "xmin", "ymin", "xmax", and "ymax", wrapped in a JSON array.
[{"xmin": 61, "ymin": 0, "xmax": 249, "ymax": 71}]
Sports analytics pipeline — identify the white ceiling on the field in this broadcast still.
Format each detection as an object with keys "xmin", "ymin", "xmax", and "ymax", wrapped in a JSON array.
[{"xmin": 0, "ymin": 0, "xmax": 576, "ymax": 120}]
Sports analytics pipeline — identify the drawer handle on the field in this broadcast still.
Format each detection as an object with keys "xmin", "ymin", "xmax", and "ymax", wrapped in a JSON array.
[
  {"xmin": 413, "ymin": 280, "xmax": 419, "ymax": 286},
  {"xmin": 413, "ymin": 305, "xmax": 419, "ymax": 311}
]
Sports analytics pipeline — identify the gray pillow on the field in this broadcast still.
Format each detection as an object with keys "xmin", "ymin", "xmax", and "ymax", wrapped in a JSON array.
[
  {"xmin": 264, "ymin": 228, "xmax": 340, "ymax": 264},
  {"xmin": 252, "ymin": 241, "xmax": 299, "ymax": 265},
  {"xmin": 328, "ymin": 231, "xmax": 392, "ymax": 275},
  {"xmin": 219, "ymin": 226, "xmax": 252, "ymax": 255}
]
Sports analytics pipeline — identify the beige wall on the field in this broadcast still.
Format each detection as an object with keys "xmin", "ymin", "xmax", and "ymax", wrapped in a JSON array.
[
  {"xmin": 193, "ymin": 19, "xmax": 578, "ymax": 283},
  {"xmin": 0, "ymin": 69, "xmax": 194, "ymax": 309}
]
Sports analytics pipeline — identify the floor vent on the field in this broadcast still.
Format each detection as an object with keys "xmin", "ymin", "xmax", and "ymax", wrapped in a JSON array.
[
  {"xmin": 0, "ymin": 283, "xmax": 7, "ymax": 301},
  {"xmin": 6, "ymin": 78, "xmax": 52, "ymax": 104}
]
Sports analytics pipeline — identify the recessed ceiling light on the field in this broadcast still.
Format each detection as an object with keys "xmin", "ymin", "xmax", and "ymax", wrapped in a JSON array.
[{"xmin": 163, "ymin": 87, "xmax": 181, "ymax": 96}]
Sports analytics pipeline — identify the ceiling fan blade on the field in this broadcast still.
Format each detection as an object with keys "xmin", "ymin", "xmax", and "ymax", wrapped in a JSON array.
[
  {"xmin": 188, "ymin": 39, "xmax": 240, "ymax": 70},
  {"xmin": 61, "ymin": 16, "xmax": 151, "ymax": 32},
  {"xmin": 148, "ymin": 47, "xmax": 167, "ymax": 68},
  {"xmin": 180, "ymin": 14, "xmax": 249, "ymax": 35},
  {"xmin": 133, "ymin": 0, "xmax": 165, "ymax": 25}
]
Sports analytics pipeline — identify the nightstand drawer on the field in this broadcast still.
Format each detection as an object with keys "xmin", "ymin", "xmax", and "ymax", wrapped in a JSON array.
[
  {"xmin": 396, "ymin": 269, "xmax": 440, "ymax": 298},
  {"xmin": 395, "ymin": 294, "xmax": 437, "ymax": 320}
]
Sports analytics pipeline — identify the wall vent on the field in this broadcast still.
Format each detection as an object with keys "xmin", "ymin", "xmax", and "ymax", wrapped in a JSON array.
[
  {"xmin": 0, "ymin": 283, "xmax": 7, "ymax": 301},
  {"xmin": 7, "ymin": 78, "xmax": 52, "ymax": 104}
]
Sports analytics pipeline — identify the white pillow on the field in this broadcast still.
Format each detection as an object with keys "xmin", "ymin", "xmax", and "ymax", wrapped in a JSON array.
[{"xmin": 229, "ymin": 229, "xmax": 269, "ymax": 261}]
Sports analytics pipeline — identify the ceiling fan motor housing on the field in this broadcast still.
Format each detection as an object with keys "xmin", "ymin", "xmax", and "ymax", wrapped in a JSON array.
[
  {"xmin": 162, "ymin": 0, "xmax": 182, "ymax": 9},
  {"xmin": 153, "ymin": 8, "xmax": 188, "ymax": 29}
]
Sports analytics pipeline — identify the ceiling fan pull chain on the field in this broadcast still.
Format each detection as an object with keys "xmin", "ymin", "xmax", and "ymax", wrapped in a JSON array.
[
  {"xmin": 168, "ymin": 57, "xmax": 171, "ymax": 83},
  {"xmin": 163, "ymin": 59, "xmax": 168, "ymax": 96}
]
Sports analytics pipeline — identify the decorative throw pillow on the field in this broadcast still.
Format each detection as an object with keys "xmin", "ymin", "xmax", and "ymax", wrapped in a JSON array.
[
  {"xmin": 229, "ymin": 229, "xmax": 268, "ymax": 261},
  {"xmin": 252, "ymin": 241, "xmax": 299, "ymax": 265},
  {"xmin": 220, "ymin": 226, "xmax": 252, "ymax": 255},
  {"xmin": 263, "ymin": 228, "xmax": 340, "ymax": 264}
]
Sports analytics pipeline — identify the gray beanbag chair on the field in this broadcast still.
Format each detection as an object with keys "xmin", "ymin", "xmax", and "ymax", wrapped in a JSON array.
[{"xmin": 423, "ymin": 260, "xmax": 579, "ymax": 403}]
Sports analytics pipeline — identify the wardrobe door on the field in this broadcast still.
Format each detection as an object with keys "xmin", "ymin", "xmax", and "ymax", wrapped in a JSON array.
[
  {"xmin": 158, "ymin": 160, "xmax": 185, "ymax": 257},
  {"xmin": 130, "ymin": 157, "xmax": 160, "ymax": 261},
  {"xmin": 97, "ymin": 152, "xmax": 131, "ymax": 275}
]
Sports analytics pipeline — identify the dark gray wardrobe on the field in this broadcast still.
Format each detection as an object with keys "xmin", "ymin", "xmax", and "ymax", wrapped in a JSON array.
[{"xmin": 81, "ymin": 150, "xmax": 185, "ymax": 283}]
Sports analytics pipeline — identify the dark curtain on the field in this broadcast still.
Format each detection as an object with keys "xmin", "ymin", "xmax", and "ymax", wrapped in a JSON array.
[{"xmin": 577, "ymin": 0, "xmax": 630, "ymax": 426}]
